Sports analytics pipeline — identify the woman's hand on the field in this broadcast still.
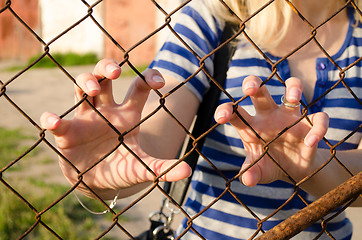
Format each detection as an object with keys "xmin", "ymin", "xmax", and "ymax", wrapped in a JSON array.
[
  {"xmin": 215, "ymin": 75, "xmax": 329, "ymax": 187},
  {"xmin": 40, "ymin": 59, "xmax": 191, "ymax": 199}
]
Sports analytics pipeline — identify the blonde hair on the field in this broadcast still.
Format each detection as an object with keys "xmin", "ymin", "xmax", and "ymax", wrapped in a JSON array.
[{"xmin": 204, "ymin": 0, "xmax": 362, "ymax": 51}]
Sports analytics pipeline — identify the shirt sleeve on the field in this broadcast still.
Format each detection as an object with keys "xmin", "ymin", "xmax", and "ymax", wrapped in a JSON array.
[{"xmin": 149, "ymin": 0, "xmax": 224, "ymax": 101}]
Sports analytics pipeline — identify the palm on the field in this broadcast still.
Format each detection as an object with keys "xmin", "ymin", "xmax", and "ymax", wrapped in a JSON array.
[
  {"xmin": 41, "ymin": 61, "xmax": 191, "ymax": 199},
  {"xmin": 215, "ymin": 76, "xmax": 328, "ymax": 187},
  {"xmin": 55, "ymin": 103, "xmax": 156, "ymax": 191},
  {"xmin": 238, "ymin": 107, "xmax": 315, "ymax": 185}
]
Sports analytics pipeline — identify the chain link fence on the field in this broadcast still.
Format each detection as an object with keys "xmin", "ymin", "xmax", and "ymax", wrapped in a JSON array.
[{"xmin": 0, "ymin": 0, "xmax": 361, "ymax": 239}]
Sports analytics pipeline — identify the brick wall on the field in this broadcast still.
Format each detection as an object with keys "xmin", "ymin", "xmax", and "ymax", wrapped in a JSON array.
[
  {"xmin": 0, "ymin": 0, "xmax": 40, "ymax": 62},
  {"xmin": 104, "ymin": 0, "xmax": 156, "ymax": 66},
  {"xmin": 0, "ymin": 0, "xmax": 158, "ymax": 66}
]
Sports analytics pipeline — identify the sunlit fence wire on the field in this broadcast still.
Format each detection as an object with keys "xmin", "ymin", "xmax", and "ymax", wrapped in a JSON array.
[{"xmin": 0, "ymin": 0, "xmax": 361, "ymax": 239}]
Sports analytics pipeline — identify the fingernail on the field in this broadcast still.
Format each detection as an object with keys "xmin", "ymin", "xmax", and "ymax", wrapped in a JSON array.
[
  {"xmin": 106, "ymin": 64, "xmax": 120, "ymax": 74},
  {"xmin": 243, "ymin": 81, "xmax": 257, "ymax": 91},
  {"xmin": 86, "ymin": 80, "xmax": 100, "ymax": 92},
  {"xmin": 305, "ymin": 135, "xmax": 319, "ymax": 147},
  {"xmin": 215, "ymin": 110, "xmax": 226, "ymax": 122},
  {"xmin": 287, "ymin": 87, "xmax": 301, "ymax": 102},
  {"xmin": 152, "ymin": 75, "xmax": 165, "ymax": 84},
  {"xmin": 48, "ymin": 116, "xmax": 60, "ymax": 126}
]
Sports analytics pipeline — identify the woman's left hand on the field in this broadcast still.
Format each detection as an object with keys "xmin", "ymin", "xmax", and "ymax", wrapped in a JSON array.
[{"xmin": 214, "ymin": 75, "xmax": 329, "ymax": 187}]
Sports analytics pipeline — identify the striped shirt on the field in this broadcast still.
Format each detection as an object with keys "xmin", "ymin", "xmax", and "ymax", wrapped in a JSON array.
[{"xmin": 150, "ymin": 0, "xmax": 361, "ymax": 239}]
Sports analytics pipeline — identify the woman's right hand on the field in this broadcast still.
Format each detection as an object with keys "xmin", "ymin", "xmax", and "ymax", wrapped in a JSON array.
[{"xmin": 40, "ymin": 59, "xmax": 191, "ymax": 199}]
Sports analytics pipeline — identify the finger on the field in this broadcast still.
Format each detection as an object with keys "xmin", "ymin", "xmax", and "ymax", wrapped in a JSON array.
[
  {"xmin": 241, "ymin": 166, "xmax": 261, "ymax": 187},
  {"xmin": 238, "ymin": 145, "xmax": 265, "ymax": 187},
  {"xmin": 304, "ymin": 112, "xmax": 329, "ymax": 147},
  {"xmin": 214, "ymin": 102, "xmax": 234, "ymax": 124},
  {"xmin": 74, "ymin": 59, "xmax": 121, "ymax": 99},
  {"xmin": 92, "ymin": 59, "xmax": 122, "ymax": 107},
  {"xmin": 93, "ymin": 78, "xmax": 116, "ymax": 107},
  {"xmin": 215, "ymin": 102, "xmax": 252, "ymax": 130},
  {"xmin": 281, "ymin": 77, "xmax": 303, "ymax": 110},
  {"xmin": 74, "ymin": 73, "xmax": 98, "ymax": 112},
  {"xmin": 40, "ymin": 112, "xmax": 70, "ymax": 136},
  {"xmin": 147, "ymin": 159, "xmax": 192, "ymax": 182},
  {"xmin": 121, "ymin": 69, "xmax": 165, "ymax": 112},
  {"xmin": 75, "ymin": 73, "xmax": 101, "ymax": 97},
  {"xmin": 242, "ymin": 75, "xmax": 277, "ymax": 113},
  {"xmin": 93, "ymin": 58, "xmax": 122, "ymax": 80}
]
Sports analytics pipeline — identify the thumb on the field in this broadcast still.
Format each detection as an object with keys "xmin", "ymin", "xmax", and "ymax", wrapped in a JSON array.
[
  {"xmin": 146, "ymin": 158, "xmax": 192, "ymax": 182},
  {"xmin": 239, "ymin": 148, "xmax": 262, "ymax": 187}
]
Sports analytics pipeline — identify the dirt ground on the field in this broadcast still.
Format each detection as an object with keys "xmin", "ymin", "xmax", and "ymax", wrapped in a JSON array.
[
  {"xmin": 0, "ymin": 64, "xmax": 183, "ymax": 239},
  {"xmin": 0, "ymin": 64, "xmax": 360, "ymax": 239}
]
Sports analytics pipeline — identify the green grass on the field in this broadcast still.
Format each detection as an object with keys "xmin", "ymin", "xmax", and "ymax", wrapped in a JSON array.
[
  {"xmin": 121, "ymin": 64, "xmax": 149, "ymax": 77},
  {"xmin": 0, "ymin": 181, "xmax": 114, "ymax": 240},
  {"xmin": 4, "ymin": 52, "xmax": 150, "ymax": 80},
  {"xmin": 4, "ymin": 52, "xmax": 99, "ymax": 71},
  {"xmin": 0, "ymin": 127, "xmax": 123, "ymax": 239},
  {"xmin": 0, "ymin": 127, "xmax": 36, "ymax": 171},
  {"xmin": 29, "ymin": 52, "xmax": 99, "ymax": 68}
]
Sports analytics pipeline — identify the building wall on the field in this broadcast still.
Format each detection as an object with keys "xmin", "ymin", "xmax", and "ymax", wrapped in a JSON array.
[
  {"xmin": 154, "ymin": 0, "xmax": 185, "ymax": 51},
  {"xmin": 0, "ymin": 0, "xmax": 184, "ymax": 66},
  {"xmin": 104, "ymin": 0, "xmax": 157, "ymax": 66},
  {"xmin": 39, "ymin": 0, "xmax": 104, "ymax": 57},
  {"xmin": 0, "ymin": 0, "xmax": 40, "ymax": 61},
  {"xmin": 103, "ymin": 0, "xmax": 185, "ymax": 66}
]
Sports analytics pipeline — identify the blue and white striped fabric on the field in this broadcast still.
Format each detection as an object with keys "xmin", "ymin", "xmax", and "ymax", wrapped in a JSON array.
[{"xmin": 150, "ymin": 0, "xmax": 361, "ymax": 239}]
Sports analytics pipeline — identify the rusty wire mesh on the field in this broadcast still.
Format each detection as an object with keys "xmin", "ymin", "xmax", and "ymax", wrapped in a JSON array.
[{"xmin": 0, "ymin": 0, "xmax": 361, "ymax": 239}]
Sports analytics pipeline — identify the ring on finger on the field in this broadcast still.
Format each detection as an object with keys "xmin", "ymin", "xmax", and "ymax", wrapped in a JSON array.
[{"xmin": 281, "ymin": 95, "xmax": 301, "ymax": 108}]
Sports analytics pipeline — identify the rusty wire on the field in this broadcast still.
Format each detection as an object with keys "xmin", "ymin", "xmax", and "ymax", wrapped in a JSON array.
[{"xmin": 0, "ymin": 0, "xmax": 361, "ymax": 239}]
